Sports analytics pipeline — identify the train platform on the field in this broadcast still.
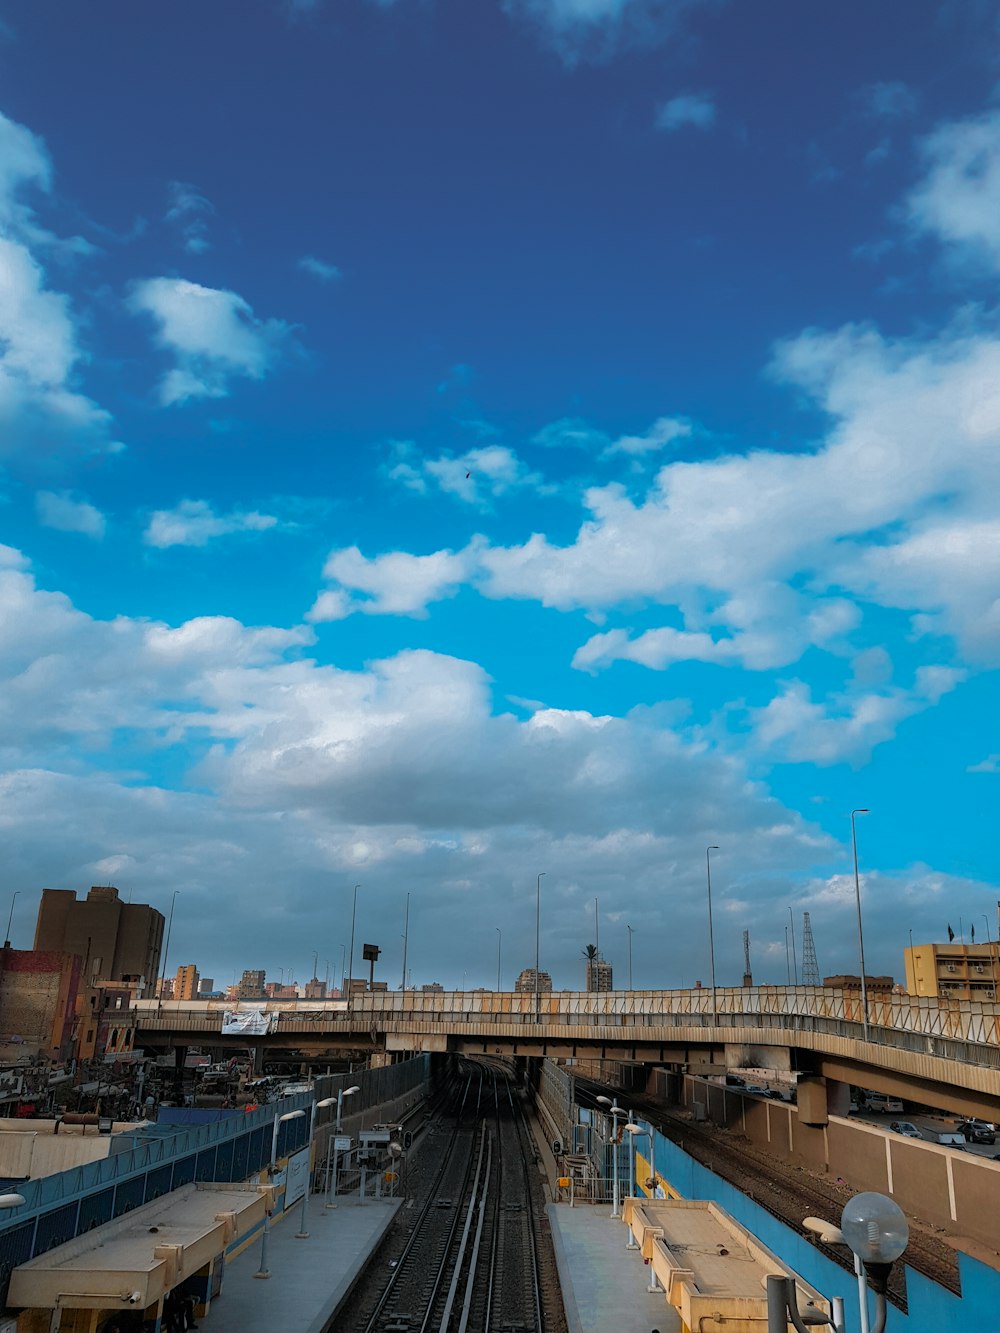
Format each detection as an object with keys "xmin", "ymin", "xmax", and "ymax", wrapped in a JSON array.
[
  {"xmin": 207, "ymin": 1196, "xmax": 401, "ymax": 1333},
  {"xmin": 547, "ymin": 1202, "xmax": 681, "ymax": 1333}
]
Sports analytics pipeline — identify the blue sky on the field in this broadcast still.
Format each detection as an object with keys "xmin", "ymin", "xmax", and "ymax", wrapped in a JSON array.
[{"xmin": 1, "ymin": 0, "xmax": 999, "ymax": 992}]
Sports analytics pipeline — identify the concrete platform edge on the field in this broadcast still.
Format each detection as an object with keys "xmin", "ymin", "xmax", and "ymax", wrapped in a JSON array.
[
  {"xmin": 303, "ymin": 1198, "xmax": 403, "ymax": 1333},
  {"xmin": 546, "ymin": 1203, "xmax": 586, "ymax": 1333}
]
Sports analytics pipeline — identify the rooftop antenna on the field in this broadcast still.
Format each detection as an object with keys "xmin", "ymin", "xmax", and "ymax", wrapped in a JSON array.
[
  {"xmin": 742, "ymin": 928, "xmax": 753, "ymax": 988},
  {"xmin": 801, "ymin": 911, "xmax": 820, "ymax": 986}
]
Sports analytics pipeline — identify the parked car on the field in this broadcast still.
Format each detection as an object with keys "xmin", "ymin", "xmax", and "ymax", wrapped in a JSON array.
[
  {"xmin": 860, "ymin": 1092, "xmax": 904, "ymax": 1114},
  {"xmin": 957, "ymin": 1119, "xmax": 996, "ymax": 1144},
  {"xmin": 888, "ymin": 1121, "xmax": 922, "ymax": 1138},
  {"xmin": 744, "ymin": 1084, "xmax": 771, "ymax": 1097}
]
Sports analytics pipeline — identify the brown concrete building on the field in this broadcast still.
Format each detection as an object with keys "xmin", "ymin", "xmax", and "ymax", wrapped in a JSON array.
[
  {"xmin": 238, "ymin": 969, "xmax": 266, "ymax": 999},
  {"xmin": 585, "ymin": 958, "xmax": 613, "ymax": 991},
  {"xmin": 173, "ymin": 964, "xmax": 200, "ymax": 1000},
  {"xmin": 303, "ymin": 977, "xmax": 327, "ymax": 998},
  {"xmin": 904, "ymin": 942, "xmax": 1000, "ymax": 1001},
  {"xmin": 514, "ymin": 968, "xmax": 552, "ymax": 993},
  {"xmin": 34, "ymin": 885, "xmax": 164, "ymax": 998},
  {"xmin": 823, "ymin": 973, "xmax": 894, "ymax": 995},
  {"xmin": 0, "ymin": 946, "xmax": 81, "ymax": 1064}
]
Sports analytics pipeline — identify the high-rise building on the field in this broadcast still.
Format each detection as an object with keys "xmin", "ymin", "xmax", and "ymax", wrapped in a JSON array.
[
  {"xmin": 0, "ymin": 946, "xmax": 81, "ymax": 1063},
  {"xmin": 904, "ymin": 941, "xmax": 999, "ymax": 1002},
  {"xmin": 173, "ymin": 964, "xmax": 199, "ymax": 1001},
  {"xmin": 514, "ymin": 968, "xmax": 552, "ymax": 993},
  {"xmin": 199, "ymin": 977, "xmax": 215, "ymax": 994},
  {"xmin": 585, "ymin": 958, "xmax": 613, "ymax": 992},
  {"xmin": 238, "ymin": 969, "xmax": 266, "ymax": 999},
  {"xmin": 34, "ymin": 886, "xmax": 164, "ymax": 999}
]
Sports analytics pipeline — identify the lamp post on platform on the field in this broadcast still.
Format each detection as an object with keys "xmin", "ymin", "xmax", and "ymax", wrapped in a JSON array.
[
  {"xmin": 851, "ymin": 809, "xmax": 870, "ymax": 1041},
  {"xmin": 496, "ymin": 927, "xmax": 502, "ymax": 992},
  {"xmin": 295, "ymin": 1097, "xmax": 337, "ymax": 1238},
  {"xmin": 627, "ymin": 924, "xmax": 634, "ymax": 991},
  {"xmin": 597, "ymin": 1095, "xmax": 626, "ymax": 1219},
  {"xmin": 706, "ymin": 847, "xmax": 719, "ymax": 1024},
  {"xmin": 255, "ymin": 1108, "xmax": 305, "ymax": 1279}
]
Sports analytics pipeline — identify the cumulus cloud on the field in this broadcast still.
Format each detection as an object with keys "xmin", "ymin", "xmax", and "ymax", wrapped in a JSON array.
[
  {"xmin": 308, "ymin": 544, "xmax": 477, "ymax": 620},
  {"xmin": 144, "ymin": 499, "xmax": 278, "ymax": 548},
  {"xmin": 503, "ymin": 0, "xmax": 709, "ymax": 63},
  {"xmin": 36, "ymin": 491, "xmax": 106, "ymax": 538},
  {"xmin": 0, "ymin": 113, "xmax": 119, "ymax": 462},
  {"xmin": 532, "ymin": 417, "xmax": 612, "ymax": 451},
  {"xmin": 128, "ymin": 277, "xmax": 295, "ymax": 405},
  {"xmin": 386, "ymin": 440, "xmax": 544, "ymax": 506},
  {"xmin": 906, "ymin": 110, "xmax": 1000, "ymax": 271},
  {"xmin": 655, "ymin": 92, "xmax": 716, "ymax": 132},
  {"xmin": 298, "ymin": 254, "xmax": 341, "ymax": 281},
  {"xmin": 603, "ymin": 416, "xmax": 692, "ymax": 457},
  {"xmin": 165, "ymin": 180, "xmax": 214, "ymax": 255}
]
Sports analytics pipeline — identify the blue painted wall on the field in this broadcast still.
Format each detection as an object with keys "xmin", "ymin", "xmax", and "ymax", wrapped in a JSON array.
[{"xmin": 641, "ymin": 1125, "xmax": 1000, "ymax": 1333}]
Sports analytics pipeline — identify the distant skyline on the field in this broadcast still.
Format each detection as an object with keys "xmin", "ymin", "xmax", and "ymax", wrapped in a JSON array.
[{"xmin": 1, "ymin": 1, "xmax": 998, "ymax": 990}]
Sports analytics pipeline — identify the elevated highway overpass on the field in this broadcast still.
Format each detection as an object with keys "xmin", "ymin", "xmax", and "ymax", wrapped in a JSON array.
[{"xmin": 134, "ymin": 985, "xmax": 1000, "ymax": 1121}]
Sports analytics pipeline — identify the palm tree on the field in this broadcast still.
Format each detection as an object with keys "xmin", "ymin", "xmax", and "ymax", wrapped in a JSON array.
[{"xmin": 582, "ymin": 944, "xmax": 598, "ymax": 962}]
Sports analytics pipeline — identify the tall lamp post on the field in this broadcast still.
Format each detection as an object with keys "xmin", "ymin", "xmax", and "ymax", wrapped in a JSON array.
[
  {"xmin": 255, "ymin": 1108, "xmax": 305, "ymax": 1279},
  {"xmin": 325, "ymin": 1085, "xmax": 360, "ymax": 1208},
  {"xmin": 496, "ymin": 927, "xmax": 502, "ymax": 992},
  {"xmin": 627, "ymin": 924, "xmax": 634, "ymax": 991},
  {"xmin": 400, "ymin": 892, "xmax": 409, "ymax": 991},
  {"xmin": 296, "ymin": 1097, "xmax": 337, "ymax": 1238},
  {"xmin": 851, "ymin": 809, "xmax": 871, "ymax": 1042},
  {"xmin": 3, "ymin": 890, "xmax": 19, "ymax": 948},
  {"xmin": 706, "ymin": 847, "xmax": 719, "ymax": 1024},
  {"xmin": 158, "ymin": 890, "xmax": 179, "ymax": 1010},
  {"xmin": 623, "ymin": 1120, "xmax": 654, "ymax": 1249},
  {"xmin": 597, "ymin": 1095, "xmax": 627, "ymax": 1219},
  {"xmin": 347, "ymin": 884, "xmax": 360, "ymax": 1013},
  {"xmin": 535, "ymin": 872, "xmax": 546, "ymax": 1022}
]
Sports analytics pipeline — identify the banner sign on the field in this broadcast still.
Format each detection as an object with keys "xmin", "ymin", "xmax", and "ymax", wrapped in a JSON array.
[{"xmin": 221, "ymin": 1009, "xmax": 276, "ymax": 1036}]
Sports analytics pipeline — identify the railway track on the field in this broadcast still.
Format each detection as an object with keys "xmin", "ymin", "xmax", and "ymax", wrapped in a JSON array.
[
  {"xmin": 576, "ymin": 1076, "xmax": 962, "ymax": 1305},
  {"xmin": 332, "ymin": 1060, "xmax": 566, "ymax": 1333}
]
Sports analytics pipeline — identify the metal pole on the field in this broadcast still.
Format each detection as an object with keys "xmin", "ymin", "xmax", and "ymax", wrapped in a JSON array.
[
  {"xmin": 296, "ymin": 1101, "xmax": 318, "ymax": 1238},
  {"xmin": 594, "ymin": 897, "xmax": 600, "ymax": 961},
  {"xmin": 255, "ymin": 1113, "xmax": 281, "ymax": 1278},
  {"xmin": 706, "ymin": 847, "xmax": 719, "ymax": 1024},
  {"xmin": 832, "ymin": 1295, "xmax": 846, "ymax": 1333},
  {"xmin": 347, "ymin": 885, "xmax": 359, "ymax": 1013},
  {"xmin": 855, "ymin": 1252, "xmax": 870, "ymax": 1333},
  {"xmin": 4, "ymin": 890, "xmax": 18, "ymax": 946},
  {"xmin": 158, "ymin": 890, "xmax": 179, "ymax": 1009},
  {"xmin": 627, "ymin": 924, "xmax": 633, "ymax": 990},
  {"xmin": 401, "ymin": 892, "xmax": 409, "ymax": 991},
  {"xmin": 496, "ymin": 927, "xmax": 502, "ymax": 992},
  {"xmin": 851, "ymin": 809, "xmax": 871, "ymax": 1042},
  {"xmin": 788, "ymin": 905, "xmax": 798, "ymax": 985},
  {"xmin": 611, "ymin": 1108, "xmax": 621, "ymax": 1219},
  {"xmin": 785, "ymin": 925, "xmax": 791, "ymax": 984},
  {"xmin": 766, "ymin": 1275, "xmax": 787, "ymax": 1333},
  {"xmin": 535, "ymin": 872, "xmax": 546, "ymax": 1022},
  {"xmin": 983, "ymin": 915, "xmax": 998, "ymax": 1001}
]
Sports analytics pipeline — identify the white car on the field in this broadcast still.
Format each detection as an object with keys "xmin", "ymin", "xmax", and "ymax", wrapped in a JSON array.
[{"xmin": 888, "ymin": 1121, "xmax": 922, "ymax": 1138}]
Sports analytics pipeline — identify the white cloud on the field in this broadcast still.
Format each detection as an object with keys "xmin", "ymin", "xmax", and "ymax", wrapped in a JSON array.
[
  {"xmin": 128, "ymin": 277, "xmax": 294, "ymax": 405},
  {"xmin": 502, "ymin": 0, "xmax": 708, "ymax": 63},
  {"xmin": 748, "ymin": 666, "xmax": 965, "ymax": 766},
  {"xmin": 532, "ymin": 417, "xmax": 612, "ymax": 451},
  {"xmin": 144, "ymin": 499, "xmax": 278, "ymax": 548},
  {"xmin": 655, "ymin": 92, "xmax": 716, "ymax": 132},
  {"xmin": 36, "ymin": 491, "xmax": 106, "ymax": 538},
  {"xmin": 386, "ymin": 440, "xmax": 544, "ymax": 506},
  {"xmin": 165, "ymin": 180, "xmax": 214, "ymax": 255},
  {"xmin": 907, "ymin": 110, "xmax": 1000, "ymax": 271},
  {"xmin": 857, "ymin": 80, "xmax": 917, "ymax": 120},
  {"xmin": 603, "ymin": 416, "xmax": 692, "ymax": 456},
  {"xmin": 968, "ymin": 754, "xmax": 1000, "ymax": 774},
  {"xmin": 298, "ymin": 254, "xmax": 341, "ymax": 281},
  {"xmin": 308, "ymin": 544, "xmax": 477, "ymax": 620}
]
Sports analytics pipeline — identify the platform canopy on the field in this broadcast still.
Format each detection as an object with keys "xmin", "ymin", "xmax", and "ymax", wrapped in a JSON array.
[{"xmin": 9, "ymin": 1182, "xmax": 266, "ymax": 1312}]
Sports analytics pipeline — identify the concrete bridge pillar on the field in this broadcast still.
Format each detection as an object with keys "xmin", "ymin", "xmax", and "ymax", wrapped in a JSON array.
[{"xmin": 795, "ymin": 1075, "xmax": 852, "ymax": 1126}]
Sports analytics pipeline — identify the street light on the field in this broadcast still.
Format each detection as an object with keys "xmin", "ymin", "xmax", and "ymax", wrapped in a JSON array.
[
  {"xmin": 0, "ymin": 1194, "xmax": 26, "ymax": 1208},
  {"xmin": 3, "ymin": 890, "xmax": 18, "ymax": 948},
  {"xmin": 254, "ymin": 1108, "xmax": 305, "ymax": 1279},
  {"xmin": 801, "ymin": 1191, "xmax": 908, "ymax": 1333},
  {"xmin": 627, "ymin": 924, "xmax": 634, "ymax": 991},
  {"xmin": 347, "ymin": 885, "xmax": 360, "ymax": 1013},
  {"xmin": 623, "ymin": 1121, "xmax": 654, "ymax": 1250},
  {"xmin": 535, "ymin": 872, "xmax": 546, "ymax": 1022},
  {"xmin": 295, "ymin": 1097, "xmax": 337, "ymax": 1238},
  {"xmin": 706, "ymin": 847, "xmax": 719, "ymax": 1024},
  {"xmin": 157, "ymin": 890, "xmax": 179, "ymax": 1011},
  {"xmin": 496, "ymin": 927, "xmax": 502, "ymax": 992},
  {"xmin": 597, "ymin": 1095, "xmax": 627, "ymax": 1219},
  {"xmin": 851, "ymin": 809, "xmax": 871, "ymax": 1041},
  {"xmin": 325, "ymin": 1084, "xmax": 360, "ymax": 1208}
]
